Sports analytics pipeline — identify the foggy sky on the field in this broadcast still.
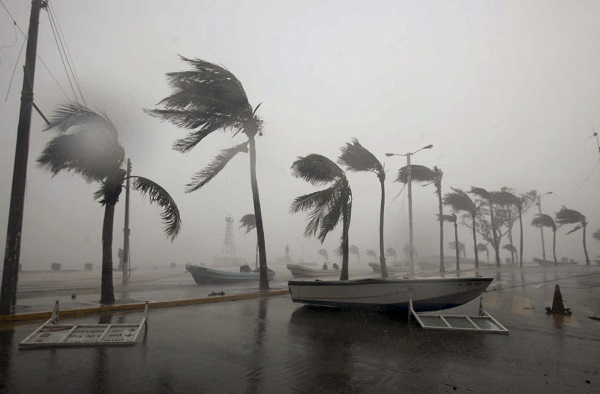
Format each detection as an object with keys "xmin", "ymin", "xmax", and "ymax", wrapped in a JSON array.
[{"xmin": 1, "ymin": 0, "xmax": 599, "ymax": 271}]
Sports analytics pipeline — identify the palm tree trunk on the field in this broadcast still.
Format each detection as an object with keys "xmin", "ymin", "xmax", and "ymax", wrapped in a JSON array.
[
  {"xmin": 507, "ymin": 214, "xmax": 515, "ymax": 264},
  {"xmin": 101, "ymin": 204, "xmax": 116, "ymax": 304},
  {"xmin": 552, "ymin": 230, "xmax": 557, "ymax": 264},
  {"xmin": 438, "ymin": 186, "xmax": 445, "ymax": 273},
  {"xmin": 489, "ymin": 200, "xmax": 500, "ymax": 266},
  {"xmin": 378, "ymin": 179, "xmax": 388, "ymax": 278},
  {"xmin": 583, "ymin": 223, "xmax": 590, "ymax": 265},
  {"xmin": 518, "ymin": 208, "xmax": 524, "ymax": 267},
  {"xmin": 340, "ymin": 196, "xmax": 350, "ymax": 281},
  {"xmin": 486, "ymin": 250, "xmax": 489, "ymax": 262},
  {"xmin": 471, "ymin": 213, "xmax": 479, "ymax": 268},
  {"xmin": 454, "ymin": 222, "xmax": 460, "ymax": 271},
  {"xmin": 248, "ymin": 137, "xmax": 269, "ymax": 290}
]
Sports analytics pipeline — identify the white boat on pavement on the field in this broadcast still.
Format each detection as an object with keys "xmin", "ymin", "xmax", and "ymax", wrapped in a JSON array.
[
  {"xmin": 288, "ymin": 276, "xmax": 494, "ymax": 312},
  {"xmin": 186, "ymin": 264, "xmax": 274, "ymax": 284},
  {"xmin": 286, "ymin": 263, "xmax": 341, "ymax": 278}
]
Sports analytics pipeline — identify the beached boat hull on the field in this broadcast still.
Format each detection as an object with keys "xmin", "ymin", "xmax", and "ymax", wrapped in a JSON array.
[
  {"xmin": 288, "ymin": 277, "xmax": 493, "ymax": 312},
  {"xmin": 186, "ymin": 264, "xmax": 275, "ymax": 284},
  {"xmin": 286, "ymin": 264, "xmax": 340, "ymax": 278}
]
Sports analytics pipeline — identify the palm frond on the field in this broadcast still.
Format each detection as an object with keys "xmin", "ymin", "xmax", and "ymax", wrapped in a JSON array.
[
  {"xmin": 555, "ymin": 206, "xmax": 586, "ymax": 226},
  {"xmin": 386, "ymin": 247, "xmax": 397, "ymax": 257},
  {"xmin": 291, "ymin": 154, "xmax": 345, "ymax": 185},
  {"xmin": 502, "ymin": 244, "xmax": 517, "ymax": 252},
  {"xmin": 37, "ymin": 132, "xmax": 125, "ymax": 182},
  {"xmin": 470, "ymin": 186, "xmax": 491, "ymax": 200},
  {"xmin": 565, "ymin": 224, "xmax": 583, "ymax": 235},
  {"xmin": 338, "ymin": 138, "xmax": 383, "ymax": 178},
  {"xmin": 437, "ymin": 213, "xmax": 457, "ymax": 223},
  {"xmin": 186, "ymin": 142, "xmax": 248, "ymax": 192},
  {"xmin": 396, "ymin": 165, "xmax": 436, "ymax": 184},
  {"xmin": 43, "ymin": 102, "xmax": 118, "ymax": 141},
  {"xmin": 93, "ymin": 169, "xmax": 126, "ymax": 206},
  {"xmin": 318, "ymin": 249, "xmax": 329, "ymax": 260},
  {"xmin": 350, "ymin": 245, "xmax": 359, "ymax": 255},
  {"xmin": 131, "ymin": 176, "xmax": 182, "ymax": 241},
  {"xmin": 443, "ymin": 188, "xmax": 475, "ymax": 214},
  {"xmin": 476, "ymin": 243, "xmax": 488, "ymax": 252},
  {"xmin": 366, "ymin": 249, "xmax": 377, "ymax": 258},
  {"xmin": 239, "ymin": 214, "xmax": 256, "ymax": 233},
  {"xmin": 317, "ymin": 191, "xmax": 345, "ymax": 242},
  {"xmin": 531, "ymin": 214, "xmax": 556, "ymax": 231},
  {"xmin": 494, "ymin": 190, "xmax": 520, "ymax": 206},
  {"xmin": 290, "ymin": 187, "xmax": 336, "ymax": 214}
]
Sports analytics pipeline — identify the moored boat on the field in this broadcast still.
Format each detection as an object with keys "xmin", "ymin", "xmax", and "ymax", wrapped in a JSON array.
[
  {"xmin": 186, "ymin": 264, "xmax": 275, "ymax": 284},
  {"xmin": 288, "ymin": 276, "xmax": 494, "ymax": 312},
  {"xmin": 286, "ymin": 263, "xmax": 340, "ymax": 278},
  {"xmin": 533, "ymin": 257, "xmax": 578, "ymax": 267},
  {"xmin": 368, "ymin": 262, "xmax": 409, "ymax": 275}
]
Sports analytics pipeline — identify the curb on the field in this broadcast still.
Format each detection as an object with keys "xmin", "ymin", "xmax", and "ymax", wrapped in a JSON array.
[{"xmin": 0, "ymin": 289, "xmax": 289, "ymax": 323}]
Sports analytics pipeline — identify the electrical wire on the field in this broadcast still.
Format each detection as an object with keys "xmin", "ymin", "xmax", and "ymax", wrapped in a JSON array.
[{"xmin": 565, "ymin": 157, "xmax": 600, "ymax": 205}]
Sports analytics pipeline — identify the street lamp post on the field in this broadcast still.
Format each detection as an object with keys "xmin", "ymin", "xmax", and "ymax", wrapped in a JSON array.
[
  {"xmin": 386, "ymin": 144, "xmax": 433, "ymax": 277},
  {"xmin": 537, "ymin": 191, "xmax": 553, "ymax": 260}
]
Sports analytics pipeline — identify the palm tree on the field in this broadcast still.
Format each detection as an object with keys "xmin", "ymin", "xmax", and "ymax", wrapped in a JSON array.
[
  {"xmin": 531, "ymin": 214, "xmax": 557, "ymax": 264},
  {"xmin": 350, "ymin": 245, "xmax": 360, "ymax": 264},
  {"xmin": 147, "ymin": 57, "xmax": 270, "ymax": 290},
  {"xmin": 239, "ymin": 214, "xmax": 258, "ymax": 269},
  {"xmin": 443, "ymin": 188, "xmax": 480, "ymax": 268},
  {"xmin": 386, "ymin": 247, "xmax": 397, "ymax": 264},
  {"xmin": 339, "ymin": 138, "xmax": 388, "ymax": 277},
  {"xmin": 439, "ymin": 214, "xmax": 459, "ymax": 271},
  {"xmin": 502, "ymin": 244, "xmax": 517, "ymax": 263},
  {"xmin": 318, "ymin": 248, "xmax": 329, "ymax": 263},
  {"xmin": 449, "ymin": 241, "xmax": 466, "ymax": 258},
  {"xmin": 38, "ymin": 103, "xmax": 182, "ymax": 304},
  {"xmin": 477, "ymin": 243, "xmax": 490, "ymax": 262},
  {"xmin": 555, "ymin": 206, "xmax": 590, "ymax": 265},
  {"xmin": 290, "ymin": 154, "xmax": 353, "ymax": 280},
  {"xmin": 366, "ymin": 249, "xmax": 377, "ymax": 261},
  {"xmin": 397, "ymin": 165, "xmax": 445, "ymax": 273},
  {"xmin": 470, "ymin": 187, "xmax": 500, "ymax": 266},
  {"xmin": 495, "ymin": 189, "xmax": 536, "ymax": 267}
]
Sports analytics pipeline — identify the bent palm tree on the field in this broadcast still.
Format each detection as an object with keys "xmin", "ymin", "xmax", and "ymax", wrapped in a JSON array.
[
  {"xmin": 443, "ymin": 188, "xmax": 480, "ymax": 268},
  {"xmin": 471, "ymin": 187, "xmax": 500, "ymax": 266},
  {"xmin": 350, "ymin": 245, "xmax": 360, "ymax": 264},
  {"xmin": 239, "ymin": 214, "xmax": 258, "ymax": 269},
  {"xmin": 318, "ymin": 248, "xmax": 329, "ymax": 263},
  {"xmin": 386, "ymin": 247, "xmax": 397, "ymax": 264},
  {"xmin": 555, "ymin": 206, "xmax": 590, "ymax": 265},
  {"xmin": 477, "ymin": 243, "xmax": 490, "ymax": 262},
  {"xmin": 38, "ymin": 103, "xmax": 182, "ymax": 304},
  {"xmin": 494, "ymin": 190, "xmax": 519, "ymax": 265},
  {"xmin": 290, "ymin": 154, "xmax": 353, "ymax": 280},
  {"xmin": 339, "ymin": 139, "xmax": 387, "ymax": 277},
  {"xmin": 366, "ymin": 249, "xmax": 377, "ymax": 261},
  {"xmin": 397, "ymin": 164, "xmax": 446, "ymax": 273},
  {"xmin": 147, "ymin": 57, "xmax": 270, "ymax": 290},
  {"xmin": 502, "ymin": 244, "xmax": 517, "ymax": 263},
  {"xmin": 439, "ymin": 214, "xmax": 459, "ymax": 271},
  {"xmin": 531, "ymin": 214, "xmax": 557, "ymax": 264}
]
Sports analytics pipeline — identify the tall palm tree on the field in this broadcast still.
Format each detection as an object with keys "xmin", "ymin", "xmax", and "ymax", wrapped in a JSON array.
[
  {"xmin": 477, "ymin": 243, "xmax": 490, "ymax": 262},
  {"xmin": 147, "ymin": 57, "xmax": 270, "ymax": 290},
  {"xmin": 555, "ymin": 206, "xmax": 590, "ymax": 265},
  {"xmin": 443, "ymin": 188, "xmax": 480, "ymax": 268},
  {"xmin": 366, "ymin": 249, "xmax": 377, "ymax": 261},
  {"xmin": 318, "ymin": 248, "xmax": 329, "ymax": 263},
  {"xmin": 439, "ymin": 214, "xmax": 459, "ymax": 271},
  {"xmin": 338, "ymin": 138, "xmax": 388, "ymax": 277},
  {"xmin": 386, "ymin": 247, "xmax": 397, "ymax": 264},
  {"xmin": 38, "ymin": 103, "xmax": 182, "ymax": 304},
  {"xmin": 531, "ymin": 214, "xmax": 557, "ymax": 264},
  {"xmin": 397, "ymin": 164, "xmax": 445, "ymax": 273},
  {"xmin": 470, "ymin": 187, "xmax": 500, "ymax": 266},
  {"xmin": 494, "ymin": 190, "xmax": 519, "ymax": 264},
  {"xmin": 449, "ymin": 241, "xmax": 466, "ymax": 258},
  {"xmin": 290, "ymin": 154, "xmax": 353, "ymax": 280},
  {"xmin": 239, "ymin": 214, "xmax": 258, "ymax": 269},
  {"xmin": 502, "ymin": 244, "xmax": 517, "ymax": 263},
  {"xmin": 350, "ymin": 245, "xmax": 360, "ymax": 264}
]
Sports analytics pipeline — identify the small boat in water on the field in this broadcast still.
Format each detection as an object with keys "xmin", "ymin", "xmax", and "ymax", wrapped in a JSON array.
[
  {"xmin": 368, "ymin": 262, "xmax": 409, "ymax": 275},
  {"xmin": 186, "ymin": 264, "xmax": 275, "ymax": 284},
  {"xmin": 288, "ymin": 276, "xmax": 494, "ymax": 312},
  {"xmin": 286, "ymin": 263, "xmax": 340, "ymax": 278}
]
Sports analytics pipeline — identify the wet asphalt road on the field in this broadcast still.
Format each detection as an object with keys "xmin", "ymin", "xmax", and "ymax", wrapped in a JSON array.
[{"xmin": 1, "ymin": 265, "xmax": 600, "ymax": 393}]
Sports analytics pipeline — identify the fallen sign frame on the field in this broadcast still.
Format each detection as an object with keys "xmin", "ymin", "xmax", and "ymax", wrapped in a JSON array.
[
  {"xmin": 409, "ymin": 297, "xmax": 509, "ymax": 335},
  {"xmin": 19, "ymin": 301, "xmax": 149, "ymax": 349}
]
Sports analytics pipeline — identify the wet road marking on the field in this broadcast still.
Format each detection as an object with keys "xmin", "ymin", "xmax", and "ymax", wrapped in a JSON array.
[
  {"xmin": 483, "ymin": 292, "xmax": 502, "ymax": 309},
  {"xmin": 512, "ymin": 295, "xmax": 533, "ymax": 316}
]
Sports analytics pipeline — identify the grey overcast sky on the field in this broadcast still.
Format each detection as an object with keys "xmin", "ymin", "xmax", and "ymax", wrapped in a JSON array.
[{"xmin": 1, "ymin": 0, "xmax": 599, "ymax": 271}]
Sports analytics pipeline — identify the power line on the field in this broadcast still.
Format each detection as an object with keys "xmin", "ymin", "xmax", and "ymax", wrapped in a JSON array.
[
  {"xmin": 46, "ymin": 3, "xmax": 79, "ymax": 103},
  {"xmin": 565, "ymin": 157, "xmax": 600, "ymax": 205}
]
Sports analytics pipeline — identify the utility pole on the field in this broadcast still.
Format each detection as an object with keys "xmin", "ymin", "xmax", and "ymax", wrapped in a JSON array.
[
  {"xmin": 1, "ymin": 0, "xmax": 46, "ymax": 315},
  {"xmin": 122, "ymin": 159, "xmax": 131, "ymax": 284}
]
